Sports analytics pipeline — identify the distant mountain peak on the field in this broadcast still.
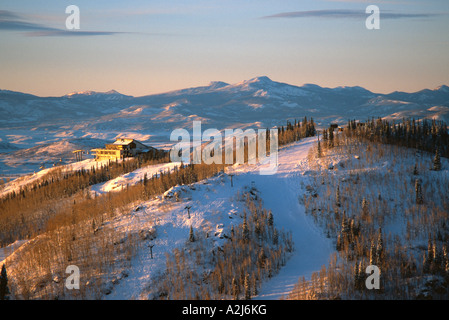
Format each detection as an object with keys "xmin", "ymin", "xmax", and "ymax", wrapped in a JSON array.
[
  {"xmin": 208, "ymin": 81, "xmax": 229, "ymax": 89},
  {"xmin": 243, "ymin": 76, "xmax": 275, "ymax": 85},
  {"xmin": 65, "ymin": 90, "xmax": 96, "ymax": 96},
  {"xmin": 436, "ymin": 85, "xmax": 449, "ymax": 92},
  {"xmin": 334, "ymin": 85, "xmax": 373, "ymax": 94},
  {"xmin": 301, "ymin": 83, "xmax": 323, "ymax": 89},
  {"xmin": 65, "ymin": 89, "xmax": 128, "ymax": 98},
  {"xmin": 232, "ymin": 76, "xmax": 278, "ymax": 89},
  {"xmin": 105, "ymin": 89, "xmax": 120, "ymax": 94},
  {"xmin": 249, "ymin": 76, "xmax": 273, "ymax": 83}
]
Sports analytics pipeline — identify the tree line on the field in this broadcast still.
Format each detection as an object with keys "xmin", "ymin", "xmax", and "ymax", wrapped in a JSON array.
[{"xmin": 296, "ymin": 120, "xmax": 449, "ymax": 299}]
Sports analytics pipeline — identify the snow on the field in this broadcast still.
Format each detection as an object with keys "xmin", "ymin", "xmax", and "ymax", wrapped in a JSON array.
[
  {"xmin": 103, "ymin": 174, "xmax": 245, "ymax": 299},
  {"xmin": 2, "ymin": 77, "xmax": 449, "ymax": 177},
  {"xmin": 90, "ymin": 162, "xmax": 182, "ymax": 196},
  {"xmin": 5, "ymin": 131, "xmax": 446, "ymax": 300},
  {"xmin": 99, "ymin": 137, "xmax": 333, "ymax": 300},
  {"xmin": 0, "ymin": 240, "xmax": 28, "ymax": 266},
  {"xmin": 231, "ymin": 139, "xmax": 334, "ymax": 299},
  {"xmin": 2, "ymin": 76, "xmax": 449, "ymax": 299},
  {"xmin": 0, "ymin": 157, "xmax": 111, "ymax": 199}
]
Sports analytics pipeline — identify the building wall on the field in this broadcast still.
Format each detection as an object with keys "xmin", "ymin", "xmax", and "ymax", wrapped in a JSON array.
[
  {"xmin": 92, "ymin": 138, "xmax": 149, "ymax": 161},
  {"xmin": 94, "ymin": 149, "xmax": 123, "ymax": 161}
]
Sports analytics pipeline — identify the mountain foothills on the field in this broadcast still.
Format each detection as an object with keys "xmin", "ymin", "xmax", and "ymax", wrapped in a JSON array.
[{"xmin": 0, "ymin": 77, "xmax": 448, "ymax": 175}]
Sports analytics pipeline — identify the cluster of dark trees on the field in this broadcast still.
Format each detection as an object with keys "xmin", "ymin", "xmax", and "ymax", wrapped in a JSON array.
[
  {"xmin": 335, "ymin": 212, "xmax": 361, "ymax": 254},
  {"xmin": 0, "ymin": 264, "xmax": 9, "ymax": 300},
  {"xmin": 277, "ymin": 117, "xmax": 316, "ymax": 146},
  {"xmin": 423, "ymin": 236, "xmax": 449, "ymax": 276},
  {"xmin": 346, "ymin": 118, "xmax": 448, "ymax": 160}
]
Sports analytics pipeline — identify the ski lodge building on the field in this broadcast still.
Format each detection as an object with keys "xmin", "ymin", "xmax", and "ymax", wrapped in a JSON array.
[{"xmin": 91, "ymin": 138, "xmax": 151, "ymax": 161}]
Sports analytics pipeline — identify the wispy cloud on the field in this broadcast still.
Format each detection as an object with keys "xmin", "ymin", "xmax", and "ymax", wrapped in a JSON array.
[
  {"xmin": 0, "ymin": 10, "xmax": 123, "ymax": 37},
  {"xmin": 24, "ymin": 30, "xmax": 127, "ymax": 37},
  {"xmin": 0, "ymin": 10, "xmax": 20, "ymax": 20},
  {"xmin": 261, "ymin": 9, "xmax": 441, "ymax": 20},
  {"xmin": 0, "ymin": 10, "xmax": 55, "ymax": 32}
]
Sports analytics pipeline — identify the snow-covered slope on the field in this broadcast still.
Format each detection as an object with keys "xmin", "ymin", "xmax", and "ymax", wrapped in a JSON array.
[
  {"xmin": 90, "ymin": 162, "xmax": 181, "ymax": 196},
  {"xmin": 0, "ymin": 138, "xmax": 107, "ymax": 178},
  {"xmin": 92, "ymin": 137, "xmax": 334, "ymax": 300},
  {"xmin": 1, "ymin": 136, "xmax": 331, "ymax": 299},
  {"xmin": 0, "ymin": 240, "xmax": 28, "ymax": 266}
]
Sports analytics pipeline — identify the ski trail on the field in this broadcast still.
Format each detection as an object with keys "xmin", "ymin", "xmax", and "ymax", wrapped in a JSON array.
[{"xmin": 250, "ymin": 138, "xmax": 334, "ymax": 300}]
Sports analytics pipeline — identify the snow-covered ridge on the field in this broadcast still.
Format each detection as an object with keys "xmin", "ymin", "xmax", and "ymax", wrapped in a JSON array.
[
  {"xmin": 65, "ymin": 89, "xmax": 128, "ymax": 97},
  {"xmin": 90, "ymin": 162, "xmax": 181, "ymax": 196},
  {"xmin": 1, "ymin": 77, "xmax": 449, "ymax": 176}
]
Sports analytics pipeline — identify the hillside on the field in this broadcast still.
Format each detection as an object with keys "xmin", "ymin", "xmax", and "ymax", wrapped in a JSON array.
[
  {"xmin": 289, "ymin": 128, "xmax": 449, "ymax": 299},
  {"xmin": 1, "ymin": 136, "xmax": 334, "ymax": 299},
  {"xmin": 1, "ymin": 118, "xmax": 448, "ymax": 300},
  {"xmin": 1, "ymin": 77, "xmax": 448, "ymax": 176}
]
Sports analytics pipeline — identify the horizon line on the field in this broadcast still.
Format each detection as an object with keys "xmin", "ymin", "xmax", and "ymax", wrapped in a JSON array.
[{"xmin": 1, "ymin": 77, "xmax": 448, "ymax": 98}]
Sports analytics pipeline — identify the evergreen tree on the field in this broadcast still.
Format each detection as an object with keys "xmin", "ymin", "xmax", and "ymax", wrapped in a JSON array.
[
  {"xmin": 267, "ymin": 210, "xmax": 274, "ymax": 227},
  {"xmin": 328, "ymin": 128, "xmax": 334, "ymax": 148},
  {"xmin": 358, "ymin": 261, "xmax": 364, "ymax": 289},
  {"xmin": 92, "ymin": 219, "xmax": 97, "ymax": 233},
  {"xmin": 309, "ymin": 118, "xmax": 316, "ymax": 136},
  {"xmin": 433, "ymin": 147, "xmax": 441, "ymax": 171},
  {"xmin": 433, "ymin": 242, "xmax": 441, "ymax": 273},
  {"xmin": 242, "ymin": 213, "xmax": 250, "ymax": 241},
  {"xmin": 361, "ymin": 197, "xmax": 369, "ymax": 219},
  {"xmin": 427, "ymin": 236, "xmax": 434, "ymax": 262},
  {"xmin": 317, "ymin": 136, "xmax": 322, "ymax": 158},
  {"xmin": 244, "ymin": 273, "xmax": 251, "ymax": 300},
  {"xmin": 0, "ymin": 264, "xmax": 10, "ymax": 300},
  {"xmin": 258, "ymin": 248, "xmax": 266, "ymax": 269},
  {"xmin": 323, "ymin": 129, "xmax": 328, "ymax": 141},
  {"xmin": 273, "ymin": 229, "xmax": 279, "ymax": 245},
  {"xmin": 353, "ymin": 261, "xmax": 360, "ymax": 290},
  {"xmin": 376, "ymin": 228, "xmax": 384, "ymax": 264},
  {"xmin": 252, "ymin": 274, "xmax": 258, "ymax": 296},
  {"xmin": 369, "ymin": 242, "xmax": 377, "ymax": 265},
  {"xmin": 423, "ymin": 252, "xmax": 431, "ymax": 274},
  {"xmin": 443, "ymin": 245, "xmax": 449, "ymax": 275},
  {"xmin": 413, "ymin": 163, "xmax": 419, "ymax": 175},
  {"xmin": 415, "ymin": 179, "xmax": 424, "ymax": 205},
  {"xmin": 232, "ymin": 277, "xmax": 240, "ymax": 300},
  {"xmin": 189, "ymin": 225, "xmax": 195, "ymax": 242},
  {"xmin": 336, "ymin": 185, "xmax": 341, "ymax": 207},
  {"xmin": 218, "ymin": 274, "xmax": 224, "ymax": 294},
  {"xmin": 336, "ymin": 234, "xmax": 342, "ymax": 251}
]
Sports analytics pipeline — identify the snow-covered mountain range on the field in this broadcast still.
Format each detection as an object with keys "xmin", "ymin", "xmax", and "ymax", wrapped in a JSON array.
[{"xmin": 1, "ymin": 77, "xmax": 448, "ymax": 175}]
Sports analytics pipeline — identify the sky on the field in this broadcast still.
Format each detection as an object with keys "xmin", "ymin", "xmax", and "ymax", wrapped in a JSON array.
[{"xmin": 0, "ymin": 0, "xmax": 448, "ymax": 97}]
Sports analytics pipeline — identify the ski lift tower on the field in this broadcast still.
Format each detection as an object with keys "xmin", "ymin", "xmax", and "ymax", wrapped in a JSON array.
[{"xmin": 72, "ymin": 150, "xmax": 84, "ymax": 162}]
